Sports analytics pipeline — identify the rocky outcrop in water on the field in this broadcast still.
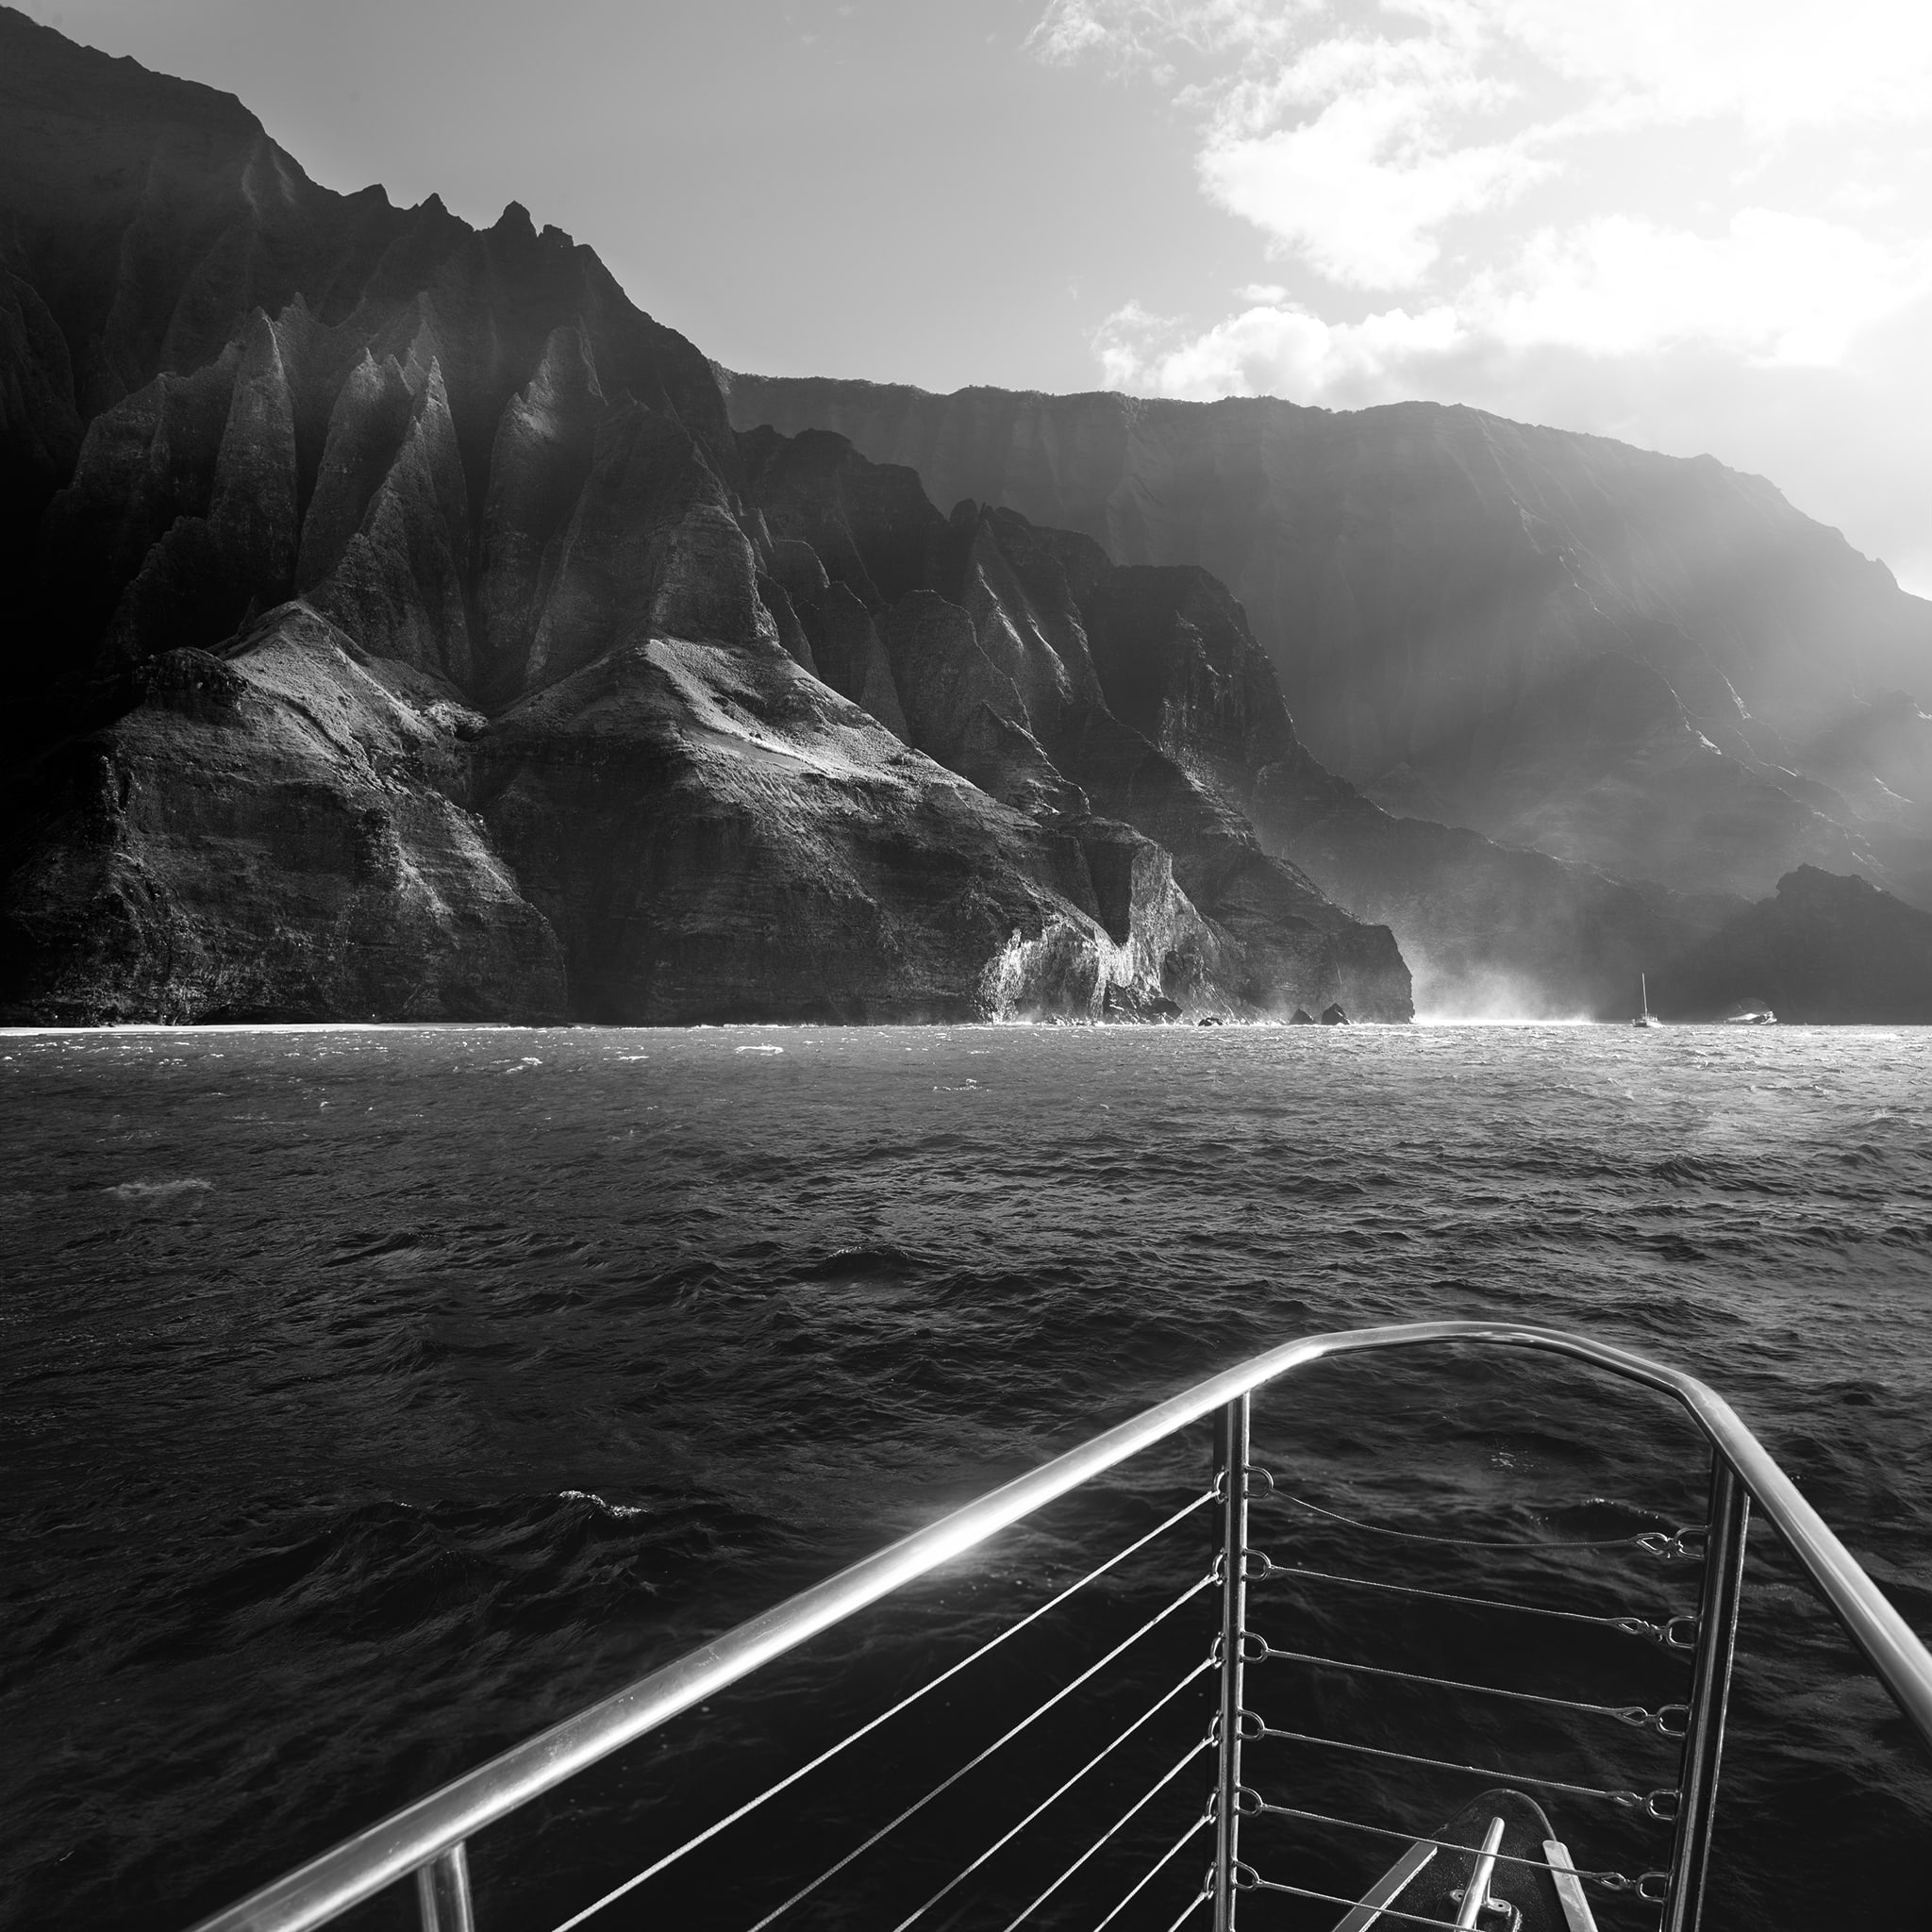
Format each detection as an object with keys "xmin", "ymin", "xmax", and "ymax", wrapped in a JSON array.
[
  {"xmin": 718, "ymin": 375, "xmax": 1932, "ymax": 918},
  {"xmin": 0, "ymin": 8, "xmax": 1410, "ymax": 1024},
  {"xmin": 1655, "ymin": 867, "xmax": 1932, "ymax": 1024}
]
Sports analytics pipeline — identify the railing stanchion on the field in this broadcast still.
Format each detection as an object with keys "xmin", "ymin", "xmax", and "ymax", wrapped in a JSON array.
[
  {"xmin": 1663, "ymin": 1454, "xmax": 1749, "ymax": 1932},
  {"xmin": 1212, "ymin": 1394, "xmax": 1250, "ymax": 1932},
  {"xmin": 414, "ymin": 1842, "xmax": 475, "ymax": 1932}
]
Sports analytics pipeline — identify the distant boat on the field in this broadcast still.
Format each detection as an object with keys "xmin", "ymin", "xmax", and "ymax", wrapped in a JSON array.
[
  {"xmin": 1632, "ymin": 973, "xmax": 1661, "ymax": 1028},
  {"xmin": 1724, "ymin": 1003, "xmax": 1778, "ymax": 1024}
]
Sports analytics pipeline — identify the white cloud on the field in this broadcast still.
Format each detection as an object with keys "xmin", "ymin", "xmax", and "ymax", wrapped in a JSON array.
[
  {"xmin": 1034, "ymin": 1, "xmax": 1932, "ymax": 296},
  {"xmin": 1095, "ymin": 293, "xmax": 1464, "ymax": 398},
  {"xmin": 1100, "ymin": 211, "xmax": 1932, "ymax": 398},
  {"xmin": 1483, "ymin": 211, "xmax": 1932, "ymax": 365},
  {"xmin": 1034, "ymin": 0, "xmax": 1932, "ymax": 133},
  {"xmin": 1488, "ymin": 0, "xmax": 1932, "ymax": 138},
  {"xmin": 1202, "ymin": 103, "xmax": 1536, "ymax": 286},
  {"xmin": 1027, "ymin": 0, "xmax": 1312, "ymax": 71},
  {"xmin": 1154, "ymin": 8, "xmax": 1545, "ymax": 288}
]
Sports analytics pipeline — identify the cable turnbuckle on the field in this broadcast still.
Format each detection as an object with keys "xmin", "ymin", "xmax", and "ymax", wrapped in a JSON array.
[
  {"xmin": 1636, "ymin": 1525, "xmax": 1710, "ymax": 1560},
  {"xmin": 1212, "ymin": 1462, "xmax": 1275, "ymax": 1503}
]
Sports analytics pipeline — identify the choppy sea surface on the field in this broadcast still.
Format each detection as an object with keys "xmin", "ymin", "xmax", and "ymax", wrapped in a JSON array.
[{"xmin": 3, "ymin": 1024, "xmax": 1929, "ymax": 1932}]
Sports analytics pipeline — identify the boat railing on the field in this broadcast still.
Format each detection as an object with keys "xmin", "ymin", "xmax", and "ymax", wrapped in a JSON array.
[{"xmin": 184, "ymin": 1320, "xmax": 1932, "ymax": 1932}]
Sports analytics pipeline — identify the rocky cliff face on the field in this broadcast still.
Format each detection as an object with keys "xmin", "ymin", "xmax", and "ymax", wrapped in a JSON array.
[
  {"xmin": 724, "ymin": 401, "xmax": 1726, "ymax": 1016},
  {"xmin": 734, "ymin": 429, "xmax": 1410, "ymax": 1020},
  {"xmin": 0, "ymin": 610, "xmax": 567, "ymax": 1023},
  {"xmin": 0, "ymin": 8, "xmax": 1409, "ymax": 1025},
  {"xmin": 719, "ymin": 375, "xmax": 1932, "ymax": 916}
]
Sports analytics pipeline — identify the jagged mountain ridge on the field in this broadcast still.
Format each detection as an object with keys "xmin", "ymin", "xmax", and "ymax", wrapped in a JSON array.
[
  {"xmin": 0, "ymin": 7, "xmax": 1410, "ymax": 1024},
  {"xmin": 718, "ymin": 375, "xmax": 1932, "ymax": 914},
  {"xmin": 0, "ymin": 4, "xmax": 739, "ymax": 729}
]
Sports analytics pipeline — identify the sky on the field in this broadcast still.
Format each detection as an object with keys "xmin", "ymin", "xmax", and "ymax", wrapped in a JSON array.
[{"xmin": 16, "ymin": 0, "xmax": 1932, "ymax": 594}]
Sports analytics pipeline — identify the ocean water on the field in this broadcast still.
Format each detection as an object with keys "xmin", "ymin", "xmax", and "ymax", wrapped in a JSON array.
[{"xmin": 2, "ymin": 1024, "xmax": 1929, "ymax": 1932}]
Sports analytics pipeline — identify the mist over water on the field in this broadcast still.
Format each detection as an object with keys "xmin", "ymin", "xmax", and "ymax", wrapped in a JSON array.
[{"xmin": 3, "ymin": 1024, "xmax": 1929, "ymax": 1932}]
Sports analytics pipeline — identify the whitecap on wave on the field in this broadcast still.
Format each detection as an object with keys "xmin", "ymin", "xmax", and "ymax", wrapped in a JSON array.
[
  {"xmin": 107, "ymin": 1178, "xmax": 212, "ymax": 1202},
  {"xmin": 558, "ymin": 1489, "xmax": 647, "ymax": 1518}
]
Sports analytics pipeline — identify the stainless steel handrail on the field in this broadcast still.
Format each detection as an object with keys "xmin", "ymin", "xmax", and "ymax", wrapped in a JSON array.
[{"xmin": 186, "ymin": 1319, "xmax": 1932, "ymax": 1932}]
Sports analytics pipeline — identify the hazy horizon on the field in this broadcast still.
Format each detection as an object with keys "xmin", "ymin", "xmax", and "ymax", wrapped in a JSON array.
[{"xmin": 15, "ymin": 0, "xmax": 1931, "ymax": 596}]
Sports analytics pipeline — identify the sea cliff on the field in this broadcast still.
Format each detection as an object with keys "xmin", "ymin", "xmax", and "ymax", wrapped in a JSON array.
[{"xmin": 0, "ymin": 8, "xmax": 1409, "ymax": 1024}]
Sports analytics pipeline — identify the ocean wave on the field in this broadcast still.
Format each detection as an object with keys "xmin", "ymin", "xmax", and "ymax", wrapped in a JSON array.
[
  {"xmin": 105, "ymin": 1177, "xmax": 212, "ymax": 1202},
  {"xmin": 558, "ymin": 1490, "xmax": 649, "ymax": 1519}
]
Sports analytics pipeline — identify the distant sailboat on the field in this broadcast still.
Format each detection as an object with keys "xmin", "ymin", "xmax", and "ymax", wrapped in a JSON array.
[{"xmin": 1633, "ymin": 973, "xmax": 1661, "ymax": 1028}]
